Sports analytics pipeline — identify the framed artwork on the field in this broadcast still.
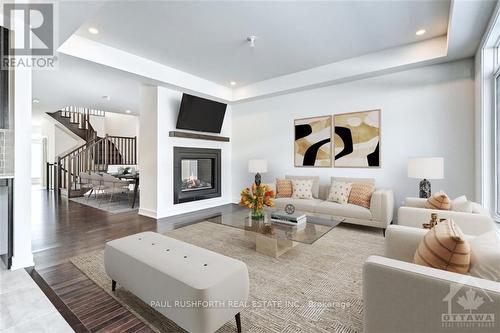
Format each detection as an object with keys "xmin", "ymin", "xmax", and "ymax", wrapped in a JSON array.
[
  {"xmin": 334, "ymin": 109, "xmax": 380, "ymax": 168},
  {"xmin": 294, "ymin": 115, "xmax": 332, "ymax": 167}
]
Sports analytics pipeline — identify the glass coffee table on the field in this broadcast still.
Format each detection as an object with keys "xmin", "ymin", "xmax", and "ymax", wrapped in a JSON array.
[{"xmin": 206, "ymin": 209, "xmax": 344, "ymax": 258}]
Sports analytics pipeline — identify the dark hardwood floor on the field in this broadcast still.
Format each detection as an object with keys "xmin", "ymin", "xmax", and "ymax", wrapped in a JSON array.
[{"xmin": 30, "ymin": 189, "xmax": 241, "ymax": 332}]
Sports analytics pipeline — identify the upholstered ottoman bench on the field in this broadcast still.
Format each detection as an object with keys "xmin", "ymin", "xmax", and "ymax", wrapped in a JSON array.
[{"xmin": 104, "ymin": 231, "xmax": 249, "ymax": 333}]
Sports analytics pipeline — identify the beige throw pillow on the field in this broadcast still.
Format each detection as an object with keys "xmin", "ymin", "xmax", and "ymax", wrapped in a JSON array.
[
  {"xmin": 291, "ymin": 179, "xmax": 313, "ymax": 199},
  {"xmin": 276, "ymin": 179, "xmax": 293, "ymax": 198},
  {"xmin": 348, "ymin": 183, "xmax": 375, "ymax": 208},
  {"xmin": 414, "ymin": 219, "xmax": 470, "ymax": 274},
  {"xmin": 425, "ymin": 191, "xmax": 451, "ymax": 210},
  {"xmin": 327, "ymin": 181, "xmax": 352, "ymax": 204}
]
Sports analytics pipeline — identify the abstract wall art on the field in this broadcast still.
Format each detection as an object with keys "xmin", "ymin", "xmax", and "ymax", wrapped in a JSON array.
[
  {"xmin": 294, "ymin": 116, "xmax": 332, "ymax": 167},
  {"xmin": 334, "ymin": 109, "xmax": 380, "ymax": 168}
]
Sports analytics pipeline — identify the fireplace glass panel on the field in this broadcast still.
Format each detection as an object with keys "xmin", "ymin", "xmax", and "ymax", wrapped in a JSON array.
[{"xmin": 181, "ymin": 159, "xmax": 213, "ymax": 192}]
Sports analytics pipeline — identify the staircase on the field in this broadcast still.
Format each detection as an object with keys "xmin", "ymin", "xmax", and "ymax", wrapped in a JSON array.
[
  {"xmin": 47, "ymin": 107, "xmax": 99, "ymax": 141},
  {"xmin": 48, "ymin": 107, "xmax": 137, "ymax": 197}
]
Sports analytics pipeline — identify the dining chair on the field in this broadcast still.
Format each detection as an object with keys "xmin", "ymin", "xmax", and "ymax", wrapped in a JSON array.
[
  {"xmin": 89, "ymin": 172, "xmax": 107, "ymax": 205},
  {"xmin": 79, "ymin": 172, "xmax": 93, "ymax": 199},
  {"xmin": 101, "ymin": 173, "xmax": 131, "ymax": 206}
]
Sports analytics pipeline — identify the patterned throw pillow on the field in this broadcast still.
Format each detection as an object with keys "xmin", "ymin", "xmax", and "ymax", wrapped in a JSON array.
[
  {"xmin": 348, "ymin": 183, "xmax": 375, "ymax": 208},
  {"xmin": 425, "ymin": 191, "xmax": 451, "ymax": 210},
  {"xmin": 291, "ymin": 179, "xmax": 313, "ymax": 199},
  {"xmin": 327, "ymin": 181, "xmax": 352, "ymax": 204},
  {"xmin": 276, "ymin": 179, "xmax": 293, "ymax": 198},
  {"xmin": 414, "ymin": 219, "xmax": 470, "ymax": 274}
]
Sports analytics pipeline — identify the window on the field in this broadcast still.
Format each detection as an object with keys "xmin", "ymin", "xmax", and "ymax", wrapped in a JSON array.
[{"xmin": 496, "ymin": 72, "xmax": 500, "ymax": 217}]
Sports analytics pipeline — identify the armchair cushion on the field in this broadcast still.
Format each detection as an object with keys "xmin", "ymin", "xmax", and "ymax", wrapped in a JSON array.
[
  {"xmin": 397, "ymin": 206, "xmax": 496, "ymax": 236},
  {"xmin": 363, "ymin": 255, "xmax": 500, "ymax": 333},
  {"xmin": 470, "ymin": 230, "xmax": 500, "ymax": 282},
  {"xmin": 450, "ymin": 195, "xmax": 472, "ymax": 213}
]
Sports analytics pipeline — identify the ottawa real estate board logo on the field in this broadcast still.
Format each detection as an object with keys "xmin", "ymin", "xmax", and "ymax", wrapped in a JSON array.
[
  {"xmin": 2, "ymin": 2, "xmax": 58, "ymax": 70},
  {"xmin": 442, "ymin": 279, "xmax": 496, "ymax": 330}
]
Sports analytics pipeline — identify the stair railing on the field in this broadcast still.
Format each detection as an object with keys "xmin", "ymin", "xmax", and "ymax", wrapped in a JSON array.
[
  {"xmin": 57, "ymin": 107, "xmax": 98, "ymax": 141},
  {"xmin": 57, "ymin": 135, "xmax": 137, "ymax": 194}
]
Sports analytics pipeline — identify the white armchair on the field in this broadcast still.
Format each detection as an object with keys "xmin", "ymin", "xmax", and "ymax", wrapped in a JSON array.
[
  {"xmin": 363, "ymin": 225, "xmax": 500, "ymax": 333},
  {"xmin": 398, "ymin": 197, "xmax": 496, "ymax": 236}
]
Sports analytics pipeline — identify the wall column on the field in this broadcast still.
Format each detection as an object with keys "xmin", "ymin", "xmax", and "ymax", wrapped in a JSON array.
[{"xmin": 11, "ymin": 62, "xmax": 34, "ymax": 270}]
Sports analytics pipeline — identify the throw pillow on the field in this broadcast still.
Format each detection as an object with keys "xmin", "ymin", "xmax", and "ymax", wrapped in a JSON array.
[
  {"xmin": 327, "ymin": 181, "xmax": 352, "ymax": 204},
  {"xmin": 275, "ymin": 179, "xmax": 293, "ymax": 198},
  {"xmin": 291, "ymin": 179, "xmax": 313, "ymax": 199},
  {"xmin": 451, "ymin": 195, "xmax": 473, "ymax": 213},
  {"xmin": 348, "ymin": 183, "xmax": 375, "ymax": 208},
  {"xmin": 425, "ymin": 191, "xmax": 451, "ymax": 210},
  {"xmin": 414, "ymin": 219, "xmax": 470, "ymax": 274},
  {"xmin": 469, "ymin": 230, "xmax": 500, "ymax": 282}
]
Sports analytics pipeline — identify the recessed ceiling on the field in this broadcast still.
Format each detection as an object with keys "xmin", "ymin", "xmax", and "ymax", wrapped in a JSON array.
[
  {"xmin": 32, "ymin": 54, "xmax": 141, "ymax": 120},
  {"xmin": 76, "ymin": 1, "xmax": 450, "ymax": 86}
]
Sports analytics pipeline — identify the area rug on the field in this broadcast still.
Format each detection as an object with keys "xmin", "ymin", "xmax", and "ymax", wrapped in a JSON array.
[
  {"xmin": 70, "ymin": 221, "xmax": 384, "ymax": 333},
  {"xmin": 69, "ymin": 192, "xmax": 139, "ymax": 214}
]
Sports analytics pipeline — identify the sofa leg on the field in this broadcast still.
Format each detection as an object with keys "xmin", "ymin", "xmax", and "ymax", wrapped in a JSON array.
[
  {"xmin": 235, "ymin": 313, "xmax": 241, "ymax": 332},
  {"xmin": 112, "ymin": 280, "xmax": 116, "ymax": 292}
]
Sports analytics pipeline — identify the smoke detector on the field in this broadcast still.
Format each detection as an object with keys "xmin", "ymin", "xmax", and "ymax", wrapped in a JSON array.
[{"xmin": 247, "ymin": 35, "xmax": 257, "ymax": 48}]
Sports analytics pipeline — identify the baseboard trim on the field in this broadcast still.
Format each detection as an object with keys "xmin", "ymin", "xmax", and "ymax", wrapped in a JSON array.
[{"xmin": 138, "ymin": 208, "xmax": 157, "ymax": 219}]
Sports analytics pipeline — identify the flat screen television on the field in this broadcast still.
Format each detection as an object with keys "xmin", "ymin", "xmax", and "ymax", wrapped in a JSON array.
[{"xmin": 176, "ymin": 94, "xmax": 227, "ymax": 133}]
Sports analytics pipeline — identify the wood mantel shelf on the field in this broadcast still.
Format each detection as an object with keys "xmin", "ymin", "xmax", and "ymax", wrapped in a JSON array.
[{"xmin": 169, "ymin": 131, "xmax": 230, "ymax": 142}]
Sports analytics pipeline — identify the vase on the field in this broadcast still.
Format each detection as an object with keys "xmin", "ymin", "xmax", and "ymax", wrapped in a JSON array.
[{"xmin": 251, "ymin": 207, "xmax": 264, "ymax": 220}]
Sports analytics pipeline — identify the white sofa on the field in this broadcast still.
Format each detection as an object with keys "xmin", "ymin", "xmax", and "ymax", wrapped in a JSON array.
[
  {"xmin": 398, "ymin": 197, "xmax": 496, "ymax": 236},
  {"xmin": 363, "ymin": 225, "xmax": 500, "ymax": 333},
  {"xmin": 271, "ymin": 176, "xmax": 394, "ymax": 230},
  {"xmin": 105, "ymin": 231, "xmax": 249, "ymax": 333}
]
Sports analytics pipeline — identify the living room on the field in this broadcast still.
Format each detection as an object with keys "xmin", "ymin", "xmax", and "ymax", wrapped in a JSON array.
[{"xmin": 1, "ymin": 1, "xmax": 500, "ymax": 333}]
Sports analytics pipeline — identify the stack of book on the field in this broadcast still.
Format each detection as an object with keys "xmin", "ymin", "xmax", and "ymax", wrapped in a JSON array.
[{"xmin": 270, "ymin": 211, "xmax": 307, "ymax": 226}]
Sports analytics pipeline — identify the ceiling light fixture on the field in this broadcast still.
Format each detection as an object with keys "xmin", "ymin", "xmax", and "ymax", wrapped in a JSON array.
[
  {"xmin": 88, "ymin": 27, "xmax": 99, "ymax": 35},
  {"xmin": 247, "ymin": 35, "xmax": 256, "ymax": 47},
  {"xmin": 125, "ymin": 110, "xmax": 131, "ymax": 114},
  {"xmin": 32, "ymin": 98, "xmax": 40, "ymax": 104},
  {"xmin": 415, "ymin": 29, "xmax": 426, "ymax": 36},
  {"xmin": 230, "ymin": 81, "xmax": 237, "ymax": 86}
]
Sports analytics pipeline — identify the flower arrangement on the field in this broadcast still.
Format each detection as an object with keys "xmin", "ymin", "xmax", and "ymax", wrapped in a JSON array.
[{"xmin": 240, "ymin": 183, "xmax": 274, "ymax": 219}]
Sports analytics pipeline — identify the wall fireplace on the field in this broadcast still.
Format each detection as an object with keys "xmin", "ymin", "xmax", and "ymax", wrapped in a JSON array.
[{"xmin": 173, "ymin": 147, "xmax": 221, "ymax": 204}]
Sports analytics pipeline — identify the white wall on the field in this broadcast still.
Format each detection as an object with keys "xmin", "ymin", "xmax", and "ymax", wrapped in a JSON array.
[
  {"xmin": 103, "ymin": 112, "xmax": 138, "ymax": 137},
  {"xmin": 89, "ymin": 115, "xmax": 106, "ymax": 137},
  {"xmin": 231, "ymin": 59, "xmax": 476, "ymax": 213},
  {"xmin": 54, "ymin": 125, "xmax": 81, "ymax": 157},
  {"xmin": 139, "ymin": 86, "xmax": 232, "ymax": 219}
]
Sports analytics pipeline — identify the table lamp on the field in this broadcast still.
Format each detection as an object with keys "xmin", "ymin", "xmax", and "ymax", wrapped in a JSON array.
[
  {"xmin": 248, "ymin": 159, "xmax": 267, "ymax": 186},
  {"xmin": 407, "ymin": 157, "xmax": 444, "ymax": 198}
]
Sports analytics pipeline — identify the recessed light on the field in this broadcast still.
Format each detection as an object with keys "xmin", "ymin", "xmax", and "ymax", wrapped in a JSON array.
[
  {"xmin": 416, "ymin": 29, "xmax": 426, "ymax": 36},
  {"xmin": 102, "ymin": 95, "xmax": 110, "ymax": 101},
  {"xmin": 88, "ymin": 27, "xmax": 99, "ymax": 35},
  {"xmin": 230, "ymin": 81, "xmax": 237, "ymax": 86},
  {"xmin": 125, "ymin": 110, "xmax": 131, "ymax": 114},
  {"xmin": 32, "ymin": 98, "xmax": 40, "ymax": 104}
]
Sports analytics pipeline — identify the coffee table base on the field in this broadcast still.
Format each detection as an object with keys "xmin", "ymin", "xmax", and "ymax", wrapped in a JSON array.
[{"xmin": 255, "ymin": 234, "xmax": 297, "ymax": 258}]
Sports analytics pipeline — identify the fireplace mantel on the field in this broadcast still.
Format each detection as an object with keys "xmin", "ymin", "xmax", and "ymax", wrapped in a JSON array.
[{"xmin": 169, "ymin": 131, "xmax": 230, "ymax": 142}]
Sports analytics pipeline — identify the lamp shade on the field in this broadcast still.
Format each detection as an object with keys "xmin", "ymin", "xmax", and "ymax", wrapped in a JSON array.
[
  {"xmin": 248, "ymin": 159, "xmax": 267, "ymax": 173},
  {"xmin": 407, "ymin": 157, "xmax": 444, "ymax": 179}
]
